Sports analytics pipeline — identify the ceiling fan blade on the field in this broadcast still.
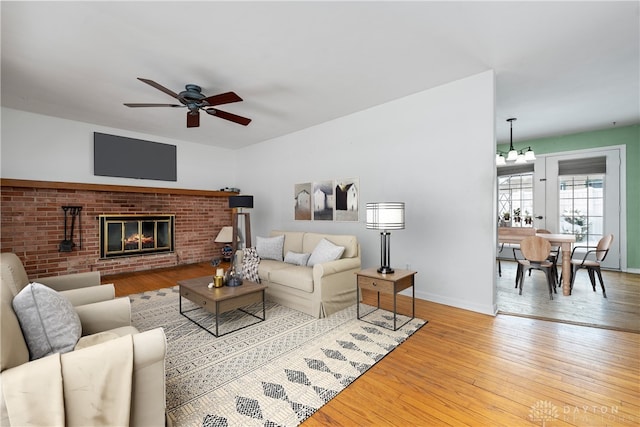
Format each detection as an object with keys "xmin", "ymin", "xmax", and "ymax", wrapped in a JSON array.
[
  {"xmin": 124, "ymin": 103, "xmax": 184, "ymax": 108},
  {"xmin": 137, "ymin": 78, "xmax": 179, "ymax": 99},
  {"xmin": 187, "ymin": 111, "xmax": 200, "ymax": 128},
  {"xmin": 205, "ymin": 108, "xmax": 252, "ymax": 126},
  {"xmin": 202, "ymin": 91, "xmax": 243, "ymax": 106}
]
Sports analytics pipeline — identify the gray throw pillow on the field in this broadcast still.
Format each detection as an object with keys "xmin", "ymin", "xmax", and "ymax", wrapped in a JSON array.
[
  {"xmin": 307, "ymin": 238, "xmax": 345, "ymax": 266},
  {"xmin": 256, "ymin": 235, "xmax": 285, "ymax": 261},
  {"xmin": 284, "ymin": 251, "xmax": 311, "ymax": 266},
  {"xmin": 12, "ymin": 282, "xmax": 82, "ymax": 360}
]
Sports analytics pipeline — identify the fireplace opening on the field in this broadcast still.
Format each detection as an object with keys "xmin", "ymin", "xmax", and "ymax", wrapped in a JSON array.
[{"xmin": 100, "ymin": 214, "xmax": 174, "ymax": 258}]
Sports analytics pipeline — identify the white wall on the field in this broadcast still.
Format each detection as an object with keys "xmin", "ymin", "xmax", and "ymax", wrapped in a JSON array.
[
  {"xmin": 0, "ymin": 107, "xmax": 236, "ymax": 190},
  {"xmin": 237, "ymin": 70, "xmax": 497, "ymax": 315},
  {"xmin": 1, "ymin": 70, "xmax": 498, "ymax": 315}
]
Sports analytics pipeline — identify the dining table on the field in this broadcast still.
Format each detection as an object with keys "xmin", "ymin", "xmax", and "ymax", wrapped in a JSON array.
[{"xmin": 498, "ymin": 228, "xmax": 576, "ymax": 296}]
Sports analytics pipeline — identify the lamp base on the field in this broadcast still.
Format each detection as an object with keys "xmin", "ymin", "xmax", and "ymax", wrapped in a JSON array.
[{"xmin": 377, "ymin": 266, "xmax": 394, "ymax": 274}]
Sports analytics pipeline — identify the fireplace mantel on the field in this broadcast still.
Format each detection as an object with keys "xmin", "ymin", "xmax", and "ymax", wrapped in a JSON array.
[{"xmin": 0, "ymin": 178, "xmax": 238, "ymax": 197}]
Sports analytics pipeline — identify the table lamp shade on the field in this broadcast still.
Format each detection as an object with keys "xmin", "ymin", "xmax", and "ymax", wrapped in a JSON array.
[
  {"xmin": 214, "ymin": 226, "xmax": 234, "ymax": 243},
  {"xmin": 366, "ymin": 202, "xmax": 405, "ymax": 230},
  {"xmin": 229, "ymin": 195, "xmax": 254, "ymax": 209}
]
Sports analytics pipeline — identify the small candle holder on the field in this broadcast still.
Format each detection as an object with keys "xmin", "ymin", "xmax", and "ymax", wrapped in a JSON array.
[{"xmin": 213, "ymin": 275, "xmax": 224, "ymax": 288}]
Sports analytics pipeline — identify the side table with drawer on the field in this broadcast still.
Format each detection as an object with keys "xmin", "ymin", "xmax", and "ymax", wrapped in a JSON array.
[{"xmin": 356, "ymin": 268, "xmax": 416, "ymax": 331}]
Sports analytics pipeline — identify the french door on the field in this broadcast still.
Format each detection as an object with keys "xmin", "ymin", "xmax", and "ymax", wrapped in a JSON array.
[{"xmin": 534, "ymin": 147, "xmax": 623, "ymax": 270}]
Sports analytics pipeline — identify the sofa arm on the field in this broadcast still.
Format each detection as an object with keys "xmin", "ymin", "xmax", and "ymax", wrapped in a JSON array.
[
  {"xmin": 60, "ymin": 284, "xmax": 115, "ymax": 306},
  {"xmin": 75, "ymin": 297, "xmax": 132, "ymax": 335},
  {"xmin": 37, "ymin": 271, "xmax": 101, "ymax": 292},
  {"xmin": 131, "ymin": 328, "xmax": 167, "ymax": 427},
  {"xmin": 313, "ymin": 257, "xmax": 362, "ymax": 278}
]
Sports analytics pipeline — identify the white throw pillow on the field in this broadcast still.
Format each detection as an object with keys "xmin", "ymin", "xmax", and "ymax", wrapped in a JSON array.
[
  {"xmin": 284, "ymin": 251, "xmax": 311, "ymax": 266},
  {"xmin": 256, "ymin": 235, "xmax": 285, "ymax": 261},
  {"xmin": 307, "ymin": 238, "xmax": 345, "ymax": 266},
  {"xmin": 12, "ymin": 282, "xmax": 82, "ymax": 360}
]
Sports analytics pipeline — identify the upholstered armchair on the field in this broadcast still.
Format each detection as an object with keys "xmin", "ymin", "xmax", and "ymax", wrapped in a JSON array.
[{"xmin": 0, "ymin": 253, "xmax": 167, "ymax": 426}]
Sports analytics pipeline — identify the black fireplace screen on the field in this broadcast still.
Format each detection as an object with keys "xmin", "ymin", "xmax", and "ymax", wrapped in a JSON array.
[{"xmin": 99, "ymin": 215, "xmax": 174, "ymax": 258}]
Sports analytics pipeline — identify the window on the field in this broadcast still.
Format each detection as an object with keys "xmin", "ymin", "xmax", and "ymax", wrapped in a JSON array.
[
  {"xmin": 498, "ymin": 173, "xmax": 534, "ymax": 227},
  {"xmin": 559, "ymin": 174, "xmax": 604, "ymax": 245}
]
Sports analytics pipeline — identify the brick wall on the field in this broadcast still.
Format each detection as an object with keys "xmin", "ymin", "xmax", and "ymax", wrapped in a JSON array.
[{"xmin": 1, "ymin": 185, "xmax": 232, "ymax": 279}]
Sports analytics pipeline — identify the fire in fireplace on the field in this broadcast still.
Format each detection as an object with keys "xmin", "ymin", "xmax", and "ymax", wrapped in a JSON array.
[{"xmin": 99, "ymin": 214, "xmax": 174, "ymax": 258}]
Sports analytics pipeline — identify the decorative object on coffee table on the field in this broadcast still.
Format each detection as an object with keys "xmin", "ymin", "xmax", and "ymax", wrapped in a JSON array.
[
  {"xmin": 229, "ymin": 195, "xmax": 253, "ymax": 252},
  {"xmin": 366, "ymin": 202, "xmax": 405, "ymax": 274}
]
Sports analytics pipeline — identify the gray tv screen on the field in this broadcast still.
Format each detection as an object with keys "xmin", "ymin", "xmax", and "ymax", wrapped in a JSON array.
[{"xmin": 94, "ymin": 132, "xmax": 177, "ymax": 181}]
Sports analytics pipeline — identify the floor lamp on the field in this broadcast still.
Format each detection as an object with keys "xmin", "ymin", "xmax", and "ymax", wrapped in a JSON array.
[
  {"xmin": 366, "ymin": 202, "xmax": 405, "ymax": 274},
  {"xmin": 229, "ymin": 195, "xmax": 253, "ymax": 254}
]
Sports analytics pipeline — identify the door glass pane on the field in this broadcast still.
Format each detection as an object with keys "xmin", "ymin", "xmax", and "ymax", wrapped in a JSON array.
[{"xmin": 558, "ymin": 174, "xmax": 604, "ymax": 245}]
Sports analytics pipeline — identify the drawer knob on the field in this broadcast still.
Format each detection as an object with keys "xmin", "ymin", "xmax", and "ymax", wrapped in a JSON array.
[{"xmin": 372, "ymin": 282, "xmax": 377, "ymax": 286}]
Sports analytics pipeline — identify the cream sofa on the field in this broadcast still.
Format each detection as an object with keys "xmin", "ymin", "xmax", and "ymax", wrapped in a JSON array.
[
  {"xmin": 0, "ymin": 253, "xmax": 167, "ymax": 426},
  {"xmin": 244, "ymin": 230, "xmax": 360, "ymax": 318}
]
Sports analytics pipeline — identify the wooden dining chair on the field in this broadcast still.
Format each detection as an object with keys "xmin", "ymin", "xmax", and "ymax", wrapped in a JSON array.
[
  {"xmin": 513, "ymin": 236, "xmax": 557, "ymax": 300},
  {"xmin": 528, "ymin": 229, "xmax": 560, "ymax": 284},
  {"xmin": 569, "ymin": 234, "xmax": 614, "ymax": 298}
]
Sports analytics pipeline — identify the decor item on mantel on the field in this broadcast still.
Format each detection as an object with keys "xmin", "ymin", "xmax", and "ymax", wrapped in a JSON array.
[
  {"xmin": 496, "ymin": 117, "xmax": 536, "ymax": 165},
  {"xmin": 366, "ymin": 202, "xmax": 405, "ymax": 274},
  {"xmin": 229, "ymin": 195, "xmax": 253, "ymax": 253},
  {"xmin": 59, "ymin": 206, "xmax": 82, "ymax": 252},
  {"xmin": 214, "ymin": 226, "xmax": 235, "ymax": 262}
]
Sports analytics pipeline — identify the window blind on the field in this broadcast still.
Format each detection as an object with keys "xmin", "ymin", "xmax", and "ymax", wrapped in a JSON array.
[
  {"xmin": 497, "ymin": 163, "xmax": 534, "ymax": 176},
  {"xmin": 558, "ymin": 156, "xmax": 606, "ymax": 175}
]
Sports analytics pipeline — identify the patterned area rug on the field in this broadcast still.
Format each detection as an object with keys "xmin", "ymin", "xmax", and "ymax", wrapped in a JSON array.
[{"xmin": 129, "ymin": 286, "xmax": 426, "ymax": 427}]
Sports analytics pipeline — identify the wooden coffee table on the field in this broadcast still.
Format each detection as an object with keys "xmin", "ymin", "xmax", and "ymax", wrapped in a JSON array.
[{"xmin": 178, "ymin": 276, "xmax": 267, "ymax": 337}]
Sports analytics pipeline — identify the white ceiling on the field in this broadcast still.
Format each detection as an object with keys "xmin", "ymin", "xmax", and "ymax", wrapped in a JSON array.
[{"xmin": 2, "ymin": 1, "xmax": 638, "ymax": 150}]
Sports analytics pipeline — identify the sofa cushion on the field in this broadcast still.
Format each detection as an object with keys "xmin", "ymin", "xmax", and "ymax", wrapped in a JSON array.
[
  {"xmin": 269, "ymin": 266, "xmax": 314, "ymax": 293},
  {"xmin": 307, "ymin": 238, "xmax": 345, "ymax": 266},
  {"xmin": 270, "ymin": 231, "xmax": 305, "ymax": 254},
  {"xmin": 302, "ymin": 233, "xmax": 358, "ymax": 259},
  {"xmin": 256, "ymin": 235, "xmax": 285, "ymax": 261},
  {"xmin": 241, "ymin": 248, "xmax": 261, "ymax": 283},
  {"xmin": 284, "ymin": 251, "xmax": 311, "ymax": 266},
  {"xmin": 12, "ymin": 282, "xmax": 82, "ymax": 360}
]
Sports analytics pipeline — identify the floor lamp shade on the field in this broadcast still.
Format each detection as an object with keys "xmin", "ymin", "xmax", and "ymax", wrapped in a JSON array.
[
  {"xmin": 366, "ymin": 202, "xmax": 405, "ymax": 274},
  {"xmin": 229, "ymin": 195, "xmax": 254, "ymax": 209}
]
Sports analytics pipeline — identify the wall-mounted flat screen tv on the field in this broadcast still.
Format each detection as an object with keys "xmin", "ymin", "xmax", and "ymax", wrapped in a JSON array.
[{"xmin": 94, "ymin": 132, "xmax": 177, "ymax": 181}]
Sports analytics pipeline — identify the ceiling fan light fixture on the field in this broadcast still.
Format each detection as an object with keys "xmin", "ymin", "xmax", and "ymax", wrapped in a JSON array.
[
  {"xmin": 496, "ymin": 153, "xmax": 506, "ymax": 165},
  {"xmin": 124, "ymin": 78, "xmax": 251, "ymax": 128}
]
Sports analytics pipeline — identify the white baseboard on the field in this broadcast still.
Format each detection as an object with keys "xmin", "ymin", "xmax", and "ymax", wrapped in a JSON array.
[
  {"xmin": 414, "ymin": 290, "xmax": 497, "ymax": 317},
  {"xmin": 626, "ymin": 268, "xmax": 640, "ymax": 274}
]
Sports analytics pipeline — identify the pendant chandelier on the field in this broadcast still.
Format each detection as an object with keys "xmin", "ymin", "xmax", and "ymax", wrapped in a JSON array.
[{"xmin": 496, "ymin": 118, "xmax": 535, "ymax": 165}]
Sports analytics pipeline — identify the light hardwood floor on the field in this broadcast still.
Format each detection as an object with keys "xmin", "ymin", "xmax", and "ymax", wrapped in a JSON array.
[
  {"xmin": 104, "ymin": 263, "xmax": 640, "ymax": 426},
  {"xmin": 497, "ymin": 260, "xmax": 640, "ymax": 332}
]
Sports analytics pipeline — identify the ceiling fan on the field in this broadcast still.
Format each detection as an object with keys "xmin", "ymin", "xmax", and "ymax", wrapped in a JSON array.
[{"xmin": 124, "ymin": 78, "xmax": 251, "ymax": 127}]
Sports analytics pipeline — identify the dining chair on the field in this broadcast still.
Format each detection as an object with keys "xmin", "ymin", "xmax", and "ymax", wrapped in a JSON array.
[
  {"xmin": 497, "ymin": 242, "xmax": 504, "ymax": 277},
  {"xmin": 513, "ymin": 236, "xmax": 557, "ymax": 300},
  {"xmin": 569, "ymin": 234, "xmax": 614, "ymax": 298},
  {"xmin": 528, "ymin": 229, "xmax": 560, "ymax": 284}
]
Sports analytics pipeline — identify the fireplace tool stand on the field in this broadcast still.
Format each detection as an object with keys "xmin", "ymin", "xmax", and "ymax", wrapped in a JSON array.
[{"xmin": 59, "ymin": 206, "xmax": 82, "ymax": 252}]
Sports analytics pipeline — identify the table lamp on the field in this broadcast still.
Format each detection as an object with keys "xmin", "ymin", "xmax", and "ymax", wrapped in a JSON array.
[
  {"xmin": 214, "ymin": 226, "xmax": 234, "ymax": 261},
  {"xmin": 366, "ymin": 202, "xmax": 405, "ymax": 274}
]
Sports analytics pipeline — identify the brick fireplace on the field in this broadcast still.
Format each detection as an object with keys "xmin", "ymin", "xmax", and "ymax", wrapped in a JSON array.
[{"xmin": 0, "ymin": 179, "xmax": 234, "ymax": 279}]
